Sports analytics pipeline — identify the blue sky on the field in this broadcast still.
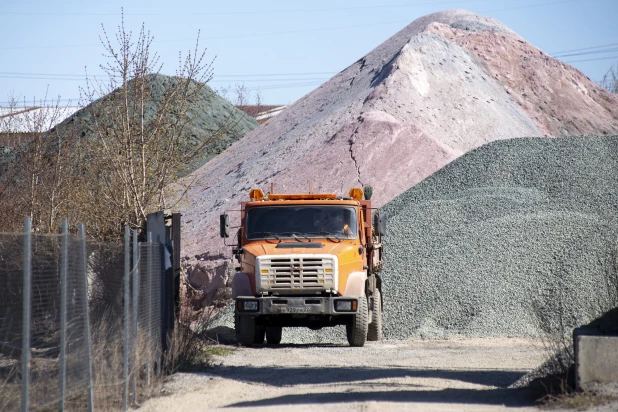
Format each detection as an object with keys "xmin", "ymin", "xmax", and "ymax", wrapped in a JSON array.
[{"xmin": 0, "ymin": 0, "xmax": 617, "ymax": 106}]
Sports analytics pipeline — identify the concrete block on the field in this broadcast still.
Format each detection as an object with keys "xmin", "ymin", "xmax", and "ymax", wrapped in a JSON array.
[{"xmin": 575, "ymin": 331, "xmax": 618, "ymax": 392}]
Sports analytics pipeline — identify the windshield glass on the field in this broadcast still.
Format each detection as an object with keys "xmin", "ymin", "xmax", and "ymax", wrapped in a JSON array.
[{"xmin": 246, "ymin": 205, "xmax": 358, "ymax": 240}]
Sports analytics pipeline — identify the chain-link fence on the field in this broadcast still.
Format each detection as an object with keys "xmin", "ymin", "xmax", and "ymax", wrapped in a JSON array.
[{"xmin": 0, "ymin": 218, "xmax": 171, "ymax": 411}]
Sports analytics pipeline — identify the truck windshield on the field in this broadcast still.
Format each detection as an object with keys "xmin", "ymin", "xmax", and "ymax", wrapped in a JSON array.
[{"xmin": 246, "ymin": 205, "xmax": 358, "ymax": 240}]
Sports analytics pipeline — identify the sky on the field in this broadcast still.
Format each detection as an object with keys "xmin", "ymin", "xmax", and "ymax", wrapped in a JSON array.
[{"xmin": 0, "ymin": 0, "xmax": 617, "ymax": 107}]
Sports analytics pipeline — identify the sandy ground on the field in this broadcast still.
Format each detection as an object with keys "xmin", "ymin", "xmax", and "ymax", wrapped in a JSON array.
[{"xmin": 138, "ymin": 338, "xmax": 549, "ymax": 411}]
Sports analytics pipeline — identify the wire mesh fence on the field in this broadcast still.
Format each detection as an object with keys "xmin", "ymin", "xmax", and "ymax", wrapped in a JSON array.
[{"xmin": 0, "ymin": 218, "xmax": 170, "ymax": 411}]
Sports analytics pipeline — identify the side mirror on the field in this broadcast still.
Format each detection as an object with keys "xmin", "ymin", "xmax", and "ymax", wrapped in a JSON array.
[
  {"xmin": 220, "ymin": 214, "xmax": 230, "ymax": 238},
  {"xmin": 373, "ymin": 212, "xmax": 386, "ymax": 236}
]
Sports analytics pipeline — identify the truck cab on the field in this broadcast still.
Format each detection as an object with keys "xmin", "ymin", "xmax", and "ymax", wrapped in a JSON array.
[{"xmin": 220, "ymin": 187, "xmax": 385, "ymax": 347}]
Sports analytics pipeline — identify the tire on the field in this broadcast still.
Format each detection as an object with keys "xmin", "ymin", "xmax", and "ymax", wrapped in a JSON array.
[
  {"xmin": 254, "ymin": 323, "xmax": 265, "ymax": 345},
  {"xmin": 235, "ymin": 313, "xmax": 263, "ymax": 346},
  {"xmin": 367, "ymin": 289, "xmax": 382, "ymax": 341},
  {"xmin": 346, "ymin": 296, "xmax": 368, "ymax": 347},
  {"xmin": 266, "ymin": 326, "xmax": 282, "ymax": 344}
]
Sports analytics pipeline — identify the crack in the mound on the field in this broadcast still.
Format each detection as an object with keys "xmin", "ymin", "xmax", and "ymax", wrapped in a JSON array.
[{"xmin": 348, "ymin": 118, "xmax": 364, "ymax": 187}]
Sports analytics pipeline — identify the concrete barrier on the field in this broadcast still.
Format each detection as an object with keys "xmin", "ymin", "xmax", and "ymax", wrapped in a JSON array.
[{"xmin": 574, "ymin": 328, "xmax": 618, "ymax": 392}]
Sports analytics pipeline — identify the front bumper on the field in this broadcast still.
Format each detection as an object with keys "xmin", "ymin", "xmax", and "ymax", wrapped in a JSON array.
[{"xmin": 235, "ymin": 296, "xmax": 359, "ymax": 315}]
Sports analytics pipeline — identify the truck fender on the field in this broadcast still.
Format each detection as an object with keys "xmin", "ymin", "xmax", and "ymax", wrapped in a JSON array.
[
  {"xmin": 343, "ymin": 271, "xmax": 367, "ymax": 297},
  {"xmin": 232, "ymin": 273, "xmax": 253, "ymax": 299}
]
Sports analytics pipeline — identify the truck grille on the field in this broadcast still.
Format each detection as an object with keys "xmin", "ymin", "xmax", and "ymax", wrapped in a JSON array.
[{"xmin": 257, "ymin": 255, "xmax": 337, "ymax": 292}]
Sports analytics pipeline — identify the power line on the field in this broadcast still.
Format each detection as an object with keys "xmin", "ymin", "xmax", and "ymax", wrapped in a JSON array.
[
  {"xmin": 0, "ymin": 1, "xmax": 487, "ymax": 17},
  {"xmin": 0, "ymin": 73, "xmax": 332, "ymax": 84},
  {"xmin": 0, "ymin": 1, "xmax": 601, "ymax": 51},
  {"xmin": 549, "ymin": 42, "xmax": 618, "ymax": 55},
  {"xmin": 553, "ymin": 47, "xmax": 618, "ymax": 59},
  {"xmin": 247, "ymin": 81, "xmax": 325, "ymax": 91},
  {"xmin": 0, "ymin": 71, "xmax": 336, "ymax": 78},
  {"xmin": 480, "ymin": 0, "xmax": 591, "ymax": 13},
  {"xmin": 563, "ymin": 55, "xmax": 618, "ymax": 64},
  {"xmin": 0, "ymin": 19, "xmax": 410, "ymax": 51},
  {"xmin": 0, "ymin": 80, "xmax": 326, "ymax": 105}
]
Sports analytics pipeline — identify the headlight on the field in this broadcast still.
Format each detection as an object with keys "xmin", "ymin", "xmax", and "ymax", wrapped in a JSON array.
[
  {"xmin": 239, "ymin": 300, "xmax": 259, "ymax": 311},
  {"xmin": 335, "ymin": 300, "xmax": 357, "ymax": 312}
]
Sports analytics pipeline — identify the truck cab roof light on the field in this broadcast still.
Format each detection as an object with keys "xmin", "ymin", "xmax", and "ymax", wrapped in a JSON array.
[
  {"xmin": 349, "ymin": 187, "xmax": 363, "ymax": 201},
  {"xmin": 249, "ymin": 188, "xmax": 264, "ymax": 201}
]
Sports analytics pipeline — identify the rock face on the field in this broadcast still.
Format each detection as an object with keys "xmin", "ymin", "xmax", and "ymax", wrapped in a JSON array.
[{"xmin": 179, "ymin": 10, "xmax": 618, "ymax": 299}]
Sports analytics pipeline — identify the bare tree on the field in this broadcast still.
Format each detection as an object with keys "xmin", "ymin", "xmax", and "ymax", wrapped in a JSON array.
[
  {"xmin": 0, "ymin": 92, "xmax": 80, "ymax": 233},
  {"xmin": 600, "ymin": 62, "xmax": 618, "ymax": 93},
  {"xmin": 233, "ymin": 83, "xmax": 250, "ymax": 107},
  {"xmin": 254, "ymin": 87, "xmax": 264, "ymax": 114},
  {"xmin": 76, "ymin": 10, "xmax": 233, "ymax": 237}
]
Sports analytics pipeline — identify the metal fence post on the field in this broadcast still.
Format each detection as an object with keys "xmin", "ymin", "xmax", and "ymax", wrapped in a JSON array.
[
  {"xmin": 131, "ymin": 229, "xmax": 139, "ymax": 404},
  {"xmin": 78, "ymin": 223, "xmax": 94, "ymax": 412},
  {"xmin": 21, "ymin": 217, "xmax": 32, "ymax": 412},
  {"xmin": 123, "ymin": 226, "xmax": 130, "ymax": 411},
  {"xmin": 59, "ymin": 219, "xmax": 69, "ymax": 411},
  {"xmin": 146, "ymin": 232, "xmax": 152, "ymax": 386}
]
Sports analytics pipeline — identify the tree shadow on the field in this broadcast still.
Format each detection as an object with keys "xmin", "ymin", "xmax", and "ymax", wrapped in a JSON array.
[
  {"xmin": 188, "ymin": 365, "xmax": 540, "ymax": 407},
  {"xmin": 225, "ymin": 387, "xmax": 538, "ymax": 408},
  {"xmin": 210, "ymin": 365, "xmax": 525, "ymax": 388}
]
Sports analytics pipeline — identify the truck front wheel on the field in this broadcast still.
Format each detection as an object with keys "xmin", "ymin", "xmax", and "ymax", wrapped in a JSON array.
[
  {"xmin": 367, "ymin": 289, "xmax": 382, "ymax": 341},
  {"xmin": 266, "ymin": 326, "xmax": 282, "ymax": 344},
  {"xmin": 346, "ymin": 296, "xmax": 368, "ymax": 347},
  {"xmin": 235, "ymin": 313, "xmax": 264, "ymax": 346}
]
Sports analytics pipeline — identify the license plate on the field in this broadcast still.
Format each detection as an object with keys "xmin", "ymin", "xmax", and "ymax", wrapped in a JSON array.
[{"xmin": 280, "ymin": 306, "xmax": 311, "ymax": 314}]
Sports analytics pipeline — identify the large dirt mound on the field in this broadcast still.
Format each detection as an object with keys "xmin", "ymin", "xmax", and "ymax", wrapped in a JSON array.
[
  {"xmin": 179, "ymin": 10, "xmax": 618, "ymax": 300},
  {"xmin": 381, "ymin": 135, "xmax": 618, "ymax": 339}
]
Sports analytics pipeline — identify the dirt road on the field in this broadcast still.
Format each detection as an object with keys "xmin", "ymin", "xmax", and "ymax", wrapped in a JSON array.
[{"xmin": 139, "ymin": 338, "xmax": 547, "ymax": 411}]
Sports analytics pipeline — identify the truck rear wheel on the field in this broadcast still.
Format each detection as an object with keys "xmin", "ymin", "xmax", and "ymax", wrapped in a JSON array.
[
  {"xmin": 266, "ymin": 326, "xmax": 283, "ymax": 344},
  {"xmin": 235, "ymin": 314, "xmax": 264, "ymax": 346},
  {"xmin": 367, "ymin": 289, "xmax": 382, "ymax": 341},
  {"xmin": 346, "ymin": 296, "xmax": 368, "ymax": 347}
]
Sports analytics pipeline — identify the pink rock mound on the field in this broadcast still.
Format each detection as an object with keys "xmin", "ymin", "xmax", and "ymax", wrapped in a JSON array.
[{"xmin": 178, "ymin": 10, "xmax": 618, "ymax": 304}]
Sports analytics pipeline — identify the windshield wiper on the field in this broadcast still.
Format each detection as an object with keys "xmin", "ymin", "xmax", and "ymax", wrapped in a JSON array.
[
  {"xmin": 249, "ymin": 231, "xmax": 282, "ymax": 243},
  {"xmin": 280, "ymin": 232, "xmax": 313, "ymax": 242},
  {"xmin": 308, "ymin": 231, "xmax": 342, "ymax": 243}
]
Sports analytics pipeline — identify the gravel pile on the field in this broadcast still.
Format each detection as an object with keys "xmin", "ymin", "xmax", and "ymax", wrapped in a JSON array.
[
  {"xmin": 381, "ymin": 135, "xmax": 618, "ymax": 339},
  {"xmin": 208, "ymin": 136, "xmax": 618, "ymax": 343},
  {"xmin": 54, "ymin": 74, "xmax": 258, "ymax": 176}
]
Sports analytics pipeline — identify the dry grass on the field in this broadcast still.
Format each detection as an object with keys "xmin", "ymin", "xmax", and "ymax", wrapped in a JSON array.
[
  {"xmin": 163, "ymin": 306, "xmax": 216, "ymax": 374},
  {"xmin": 0, "ymin": 306, "xmax": 216, "ymax": 410},
  {"xmin": 531, "ymin": 248, "xmax": 618, "ymax": 407},
  {"xmin": 0, "ymin": 359, "xmax": 19, "ymax": 411},
  {"xmin": 540, "ymin": 391, "xmax": 618, "ymax": 410}
]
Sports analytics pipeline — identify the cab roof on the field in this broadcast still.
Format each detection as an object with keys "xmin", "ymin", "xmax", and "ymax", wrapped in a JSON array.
[{"xmin": 246, "ymin": 198, "xmax": 360, "ymax": 207}]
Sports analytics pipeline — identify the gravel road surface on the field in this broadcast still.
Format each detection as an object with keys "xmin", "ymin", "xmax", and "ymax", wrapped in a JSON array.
[{"xmin": 139, "ymin": 338, "xmax": 547, "ymax": 411}]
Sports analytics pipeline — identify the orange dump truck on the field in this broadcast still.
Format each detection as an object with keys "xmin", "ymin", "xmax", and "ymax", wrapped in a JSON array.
[{"xmin": 219, "ymin": 187, "xmax": 385, "ymax": 347}]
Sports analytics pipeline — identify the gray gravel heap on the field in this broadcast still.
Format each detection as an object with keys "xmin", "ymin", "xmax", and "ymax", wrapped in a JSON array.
[
  {"xmin": 54, "ymin": 74, "xmax": 258, "ymax": 176},
  {"xmin": 208, "ymin": 136, "xmax": 618, "ymax": 343},
  {"xmin": 381, "ymin": 135, "xmax": 618, "ymax": 339}
]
